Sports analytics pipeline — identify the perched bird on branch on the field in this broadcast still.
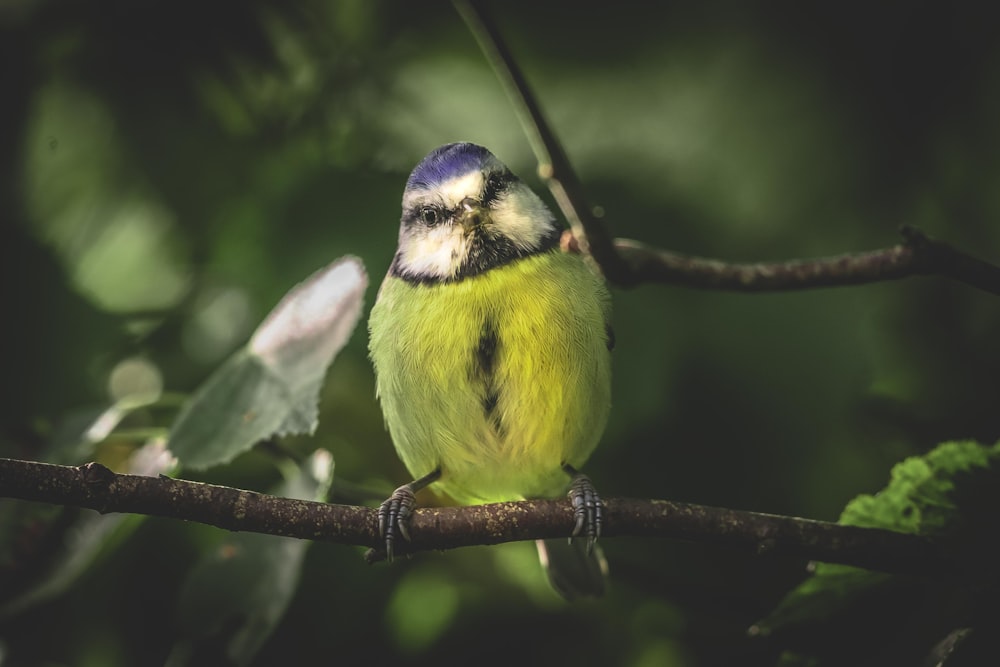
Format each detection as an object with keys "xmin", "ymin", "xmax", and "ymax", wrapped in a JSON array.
[{"xmin": 369, "ymin": 142, "xmax": 613, "ymax": 598}]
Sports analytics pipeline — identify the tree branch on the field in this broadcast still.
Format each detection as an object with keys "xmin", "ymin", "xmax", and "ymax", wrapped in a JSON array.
[
  {"xmin": 613, "ymin": 225, "xmax": 1000, "ymax": 294},
  {"xmin": 0, "ymin": 457, "xmax": 955, "ymax": 578},
  {"xmin": 454, "ymin": 1, "xmax": 1000, "ymax": 296}
]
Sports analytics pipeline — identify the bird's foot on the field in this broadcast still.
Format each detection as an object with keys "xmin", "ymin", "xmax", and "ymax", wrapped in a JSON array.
[
  {"xmin": 377, "ymin": 468, "xmax": 441, "ymax": 562},
  {"xmin": 564, "ymin": 465, "xmax": 603, "ymax": 554},
  {"xmin": 378, "ymin": 484, "xmax": 418, "ymax": 562}
]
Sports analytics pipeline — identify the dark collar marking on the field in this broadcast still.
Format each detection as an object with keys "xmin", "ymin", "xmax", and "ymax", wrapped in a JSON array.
[{"xmin": 389, "ymin": 225, "xmax": 561, "ymax": 285}]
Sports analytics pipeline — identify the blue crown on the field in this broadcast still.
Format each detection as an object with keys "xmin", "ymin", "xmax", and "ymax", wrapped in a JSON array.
[{"xmin": 406, "ymin": 143, "xmax": 494, "ymax": 192}]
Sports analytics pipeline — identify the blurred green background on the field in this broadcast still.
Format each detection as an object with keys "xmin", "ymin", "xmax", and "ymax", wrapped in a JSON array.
[{"xmin": 2, "ymin": 1, "xmax": 999, "ymax": 665}]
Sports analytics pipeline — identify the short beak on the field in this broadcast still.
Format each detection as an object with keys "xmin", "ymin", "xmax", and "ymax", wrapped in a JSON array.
[{"xmin": 458, "ymin": 196, "xmax": 485, "ymax": 231}]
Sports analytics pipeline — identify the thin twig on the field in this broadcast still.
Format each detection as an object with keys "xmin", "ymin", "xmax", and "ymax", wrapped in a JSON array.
[
  {"xmin": 454, "ymin": 2, "xmax": 1000, "ymax": 296},
  {"xmin": 0, "ymin": 457, "xmax": 955, "ymax": 579},
  {"xmin": 453, "ymin": 0, "xmax": 631, "ymax": 283}
]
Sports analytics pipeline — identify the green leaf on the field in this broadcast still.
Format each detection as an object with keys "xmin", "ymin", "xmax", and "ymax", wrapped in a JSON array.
[
  {"xmin": 168, "ymin": 449, "xmax": 334, "ymax": 667},
  {"xmin": 168, "ymin": 257, "xmax": 367, "ymax": 469},
  {"xmin": 838, "ymin": 440, "xmax": 998, "ymax": 535},
  {"xmin": 754, "ymin": 440, "xmax": 1000, "ymax": 663}
]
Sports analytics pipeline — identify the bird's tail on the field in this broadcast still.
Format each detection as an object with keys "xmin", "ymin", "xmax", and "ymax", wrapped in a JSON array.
[{"xmin": 535, "ymin": 538, "xmax": 608, "ymax": 600}]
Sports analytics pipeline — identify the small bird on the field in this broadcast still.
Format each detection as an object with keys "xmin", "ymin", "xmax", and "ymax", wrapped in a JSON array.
[{"xmin": 368, "ymin": 142, "xmax": 613, "ymax": 598}]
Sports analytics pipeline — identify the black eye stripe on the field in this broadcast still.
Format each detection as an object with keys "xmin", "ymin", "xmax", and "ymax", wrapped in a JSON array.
[
  {"xmin": 481, "ymin": 172, "xmax": 510, "ymax": 206},
  {"xmin": 402, "ymin": 171, "xmax": 513, "ymax": 229}
]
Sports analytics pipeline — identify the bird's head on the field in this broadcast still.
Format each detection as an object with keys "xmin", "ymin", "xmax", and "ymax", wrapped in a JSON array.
[{"xmin": 390, "ymin": 143, "xmax": 560, "ymax": 283}]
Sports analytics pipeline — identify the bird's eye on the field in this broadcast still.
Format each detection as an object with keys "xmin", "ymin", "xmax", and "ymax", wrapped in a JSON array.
[{"xmin": 420, "ymin": 207, "xmax": 440, "ymax": 226}]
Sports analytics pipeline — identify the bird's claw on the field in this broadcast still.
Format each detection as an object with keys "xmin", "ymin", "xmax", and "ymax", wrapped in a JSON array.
[
  {"xmin": 567, "ymin": 472, "xmax": 603, "ymax": 554},
  {"xmin": 378, "ymin": 484, "xmax": 417, "ymax": 562}
]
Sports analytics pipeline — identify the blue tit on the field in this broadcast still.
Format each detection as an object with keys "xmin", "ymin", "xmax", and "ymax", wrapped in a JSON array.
[{"xmin": 368, "ymin": 142, "xmax": 613, "ymax": 598}]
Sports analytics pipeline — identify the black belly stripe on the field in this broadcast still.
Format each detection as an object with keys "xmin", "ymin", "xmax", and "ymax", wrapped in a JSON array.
[
  {"xmin": 477, "ymin": 318, "xmax": 498, "ymax": 376},
  {"xmin": 482, "ymin": 389, "xmax": 500, "ymax": 419},
  {"xmin": 475, "ymin": 317, "xmax": 503, "ymax": 434}
]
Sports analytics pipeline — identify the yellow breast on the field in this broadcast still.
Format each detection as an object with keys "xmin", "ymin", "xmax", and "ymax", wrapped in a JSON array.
[{"xmin": 369, "ymin": 250, "xmax": 612, "ymax": 503}]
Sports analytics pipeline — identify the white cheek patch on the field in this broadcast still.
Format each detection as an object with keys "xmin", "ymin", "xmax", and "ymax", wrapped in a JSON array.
[
  {"xmin": 397, "ymin": 224, "xmax": 469, "ymax": 279},
  {"xmin": 490, "ymin": 186, "xmax": 555, "ymax": 250}
]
